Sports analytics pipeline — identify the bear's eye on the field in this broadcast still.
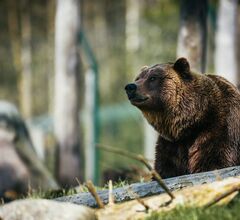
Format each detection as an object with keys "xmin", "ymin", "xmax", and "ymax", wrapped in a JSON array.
[{"xmin": 149, "ymin": 76, "xmax": 157, "ymax": 82}]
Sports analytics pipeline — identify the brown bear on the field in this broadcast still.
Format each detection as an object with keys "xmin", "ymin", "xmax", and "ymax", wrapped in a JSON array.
[{"xmin": 125, "ymin": 57, "xmax": 240, "ymax": 178}]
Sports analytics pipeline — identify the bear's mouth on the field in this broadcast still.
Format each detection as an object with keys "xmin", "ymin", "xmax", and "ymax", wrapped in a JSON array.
[{"xmin": 130, "ymin": 96, "xmax": 149, "ymax": 104}]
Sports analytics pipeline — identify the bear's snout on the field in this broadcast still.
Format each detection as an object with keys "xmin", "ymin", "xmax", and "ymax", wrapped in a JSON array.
[{"xmin": 125, "ymin": 83, "xmax": 137, "ymax": 99}]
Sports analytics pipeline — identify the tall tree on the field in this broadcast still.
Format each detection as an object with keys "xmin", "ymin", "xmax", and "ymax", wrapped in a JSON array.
[
  {"xmin": 215, "ymin": 0, "xmax": 238, "ymax": 85},
  {"xmin": 177, "ymin": 0, "xmax": 208, "ymax": 73},
  {"xmin": 54, "ymin": 0, "xmax": 83, "ymax": 186},
  {"xmin": 7, "ymin": 0, "xmax": 21, "ymax": 75},
  {"xmin": 237, "ymin": 2, "xmax": 240, "ymax": 87},
  {"xmin": 47, "ymin": 0, "xmax": 55, "ymax": 114},
  {"xmin": 125, "ymin": 0, "xmax": 157, "ymax": 163},
  {"xmin": 103, "ymin": 0, "xmax": 127, "ymax": 101},
  {"xmin": 126, "ymin": 0, "xmax": 140, "ymax": 52},
  {"xmin": 20, "ymin": 0, "xmax": 32, "ymax": 118}
]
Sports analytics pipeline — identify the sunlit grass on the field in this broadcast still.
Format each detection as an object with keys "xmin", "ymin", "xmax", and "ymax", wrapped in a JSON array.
[
  {"xmin": 26, "ymin": 179, "xmax": 130, "ymax": 200},
  {"xmin": 146, "ymin": 196, "xmax": 240, "ymax": 220}
]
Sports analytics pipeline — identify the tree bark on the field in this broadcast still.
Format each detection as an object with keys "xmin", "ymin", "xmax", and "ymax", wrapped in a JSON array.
[
  {"xmin": 56, "ymin": 166, "xmax": 240, "ymax": 207},
  {"xmin": 177, "ymin": 0, "xmax": 208, "ymax": 73},
  {"xmin": 126, "ymin": 0, "xmax": 140, "ymax": 52},
  {"xmin": 7, "ymin": 0, "xmax": 21, "ymax": 75},
  {"xmin": 47, "ymin": 0, "xmax": 55, "ymax": 114},
  {"xmin": 54, "ymin": 0, "xmax": 83, "ymax": 186},
  {"xmin": 238, "ymin": 3, "xmax": 240, "ymax": 88},
  {"xmin": 20, "ymin": 0, "xmax": 32, "ymax": 119},
  {"xmin": 215, "ymin": 0, "xmax": 238, "ymax": 85}
]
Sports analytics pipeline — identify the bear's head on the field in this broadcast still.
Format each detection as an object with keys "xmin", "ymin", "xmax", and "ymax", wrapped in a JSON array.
[
  {"xmin": 125, "ymin": 58, "xmax": 209, "ymax": 141},
  {"xmin": 125, "ymin": 57, "xmax": 192, "ymax": 111}
]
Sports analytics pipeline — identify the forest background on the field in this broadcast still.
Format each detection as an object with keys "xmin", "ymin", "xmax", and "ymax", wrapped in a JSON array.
[{"xmin": 0, "ymin": 0, "xmax": 239, "ymax": 186}]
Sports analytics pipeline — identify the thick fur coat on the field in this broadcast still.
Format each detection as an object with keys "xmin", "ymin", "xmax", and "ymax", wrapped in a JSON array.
[{"xmin": 125, "ymin": 58, "xmax": 240, "ymax": 178}]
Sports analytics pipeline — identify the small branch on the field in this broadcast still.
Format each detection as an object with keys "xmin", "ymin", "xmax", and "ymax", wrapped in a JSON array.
[
  {"xmin": 204, "ymin": 185, "xmax": 240, "ymax": 209},
  {"xmin": 97, "ymin": 144, "xmax": 152, "ymax": 170},
  {"xmin": 75, "ymin": 177, "xmax": 86, "ymax": 193},
  {"xmin": 136, "ymin": 198, "xmax": 150, "ymax": 213},
  {"xmin": 137, "ymin": 154, "xmax": 153, "ymax": 171},
  {"xmin": 75, "ymin": 177, "xmax": 81, "ymax": 186},
  {"xmin": 108, "ymin": 180, "xmax": 114, "ymax": 206},
  {"xmin": 97, "ymin": 144, "xmax": 175, "ymax": 200},
  {"xmin": 127, "ymin": 188, "xmax": 150, "ymax": 213},
  {"xmin": 151, "ymin": 170, "xmax": 175, "ymax": 200},
  {"xmin": 85, "ymin": 180, "xmax": 104, "ymax": 209}
]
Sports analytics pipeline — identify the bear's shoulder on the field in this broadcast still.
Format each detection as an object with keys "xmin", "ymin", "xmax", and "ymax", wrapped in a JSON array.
[
  {"xmin": 206, "ymin": 74, "xmax": 240, "ymax": 99},
  {"xmin": 206, "ymin": 74, "xmax": 238, "ymax": 90}
]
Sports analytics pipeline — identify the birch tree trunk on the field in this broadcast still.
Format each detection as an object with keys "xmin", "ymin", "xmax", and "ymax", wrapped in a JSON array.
[
  {"xmin": 215, "ymin": 0, "xmax": 238, "ymax": 85},
  {"xmin": 54, "ymin": 0, "xmax": 83, "ymax": 186},
  {"xmin": 125, "ymin": 0, "xmax": 157, "ymax": 162},
  {"xmin": 177, "ymin": 0, "xmax": 208, "ymax": 73},
  {"xmin": 126, "ymin": 0, "xmax": 140, "ymax": 52},
  {"xmin": 47, "ymin": 0, "xmax": 55, "ymax": 114},
  {"xmin": 20, "ymin": 0, "xmax": 32, "ymax": 118},
  {"xmin": 237, "ymin": 3, "xmax": 240, "ymax": 88}
]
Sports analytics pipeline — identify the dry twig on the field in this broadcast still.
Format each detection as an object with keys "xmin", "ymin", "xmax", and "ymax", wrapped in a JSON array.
[
  {"xmin": 97, "ymin": 143, "xmax": 175, "ymax": 200},
  {"xmin": 127, "ymin": 187, "xmax": 150, "ymax": 213},
  {"xmin": 97, "ymin": 144, "xmax": 152, "ymax": 170},
  {"xmin": 136, "ymin": 198, "xmax": 150, "ymax": 213},
  {"xmin": 151, "ymin": 170, "xmax": 175, "ymax": 200},
  {"xmin": 204, "ymin": 185, "xmax": 240, "ymax": 209},
  {"xmin": 108, "ymin": 180, "xmax": 114, "ymax": 206},
  {"xmin": 85, "ymin": 180, "xmax": 104, "ymax": 209}
]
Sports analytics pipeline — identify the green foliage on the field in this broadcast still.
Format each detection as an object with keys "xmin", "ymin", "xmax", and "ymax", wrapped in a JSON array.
[
  {"xmin": 139, "ymin": 0, "xmax": 179, "ymax": 64},
  {"xmin": 1, "ymin": 0, "xmax": 181, "ymax": 185},
  {"xmin": 99, "ymin": 111, "xmax": 144, "ymax": 185}
]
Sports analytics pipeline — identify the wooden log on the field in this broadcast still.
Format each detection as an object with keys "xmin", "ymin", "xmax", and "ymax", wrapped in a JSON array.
[
  {"xmin": 55, "ymin": 166, "xmax": 240, "ymax": 207},
  {"xmin": 96, "ymin": 177, "xmax": 240, "ymax": 220}
]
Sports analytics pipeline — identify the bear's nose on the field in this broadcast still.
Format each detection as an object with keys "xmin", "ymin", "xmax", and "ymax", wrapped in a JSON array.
[{"xmin": 125, "ymin": 83, "xmax": 137, "ymax": 94}]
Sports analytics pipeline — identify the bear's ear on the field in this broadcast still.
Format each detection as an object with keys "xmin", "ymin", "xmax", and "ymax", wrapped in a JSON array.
[
  {"xmin": 173, "ymin": 57, "xmax": 191, "ymax": 79},
  {"xmin": 140, "ymin": 65, "xmax": 148, "ymax": 71}
]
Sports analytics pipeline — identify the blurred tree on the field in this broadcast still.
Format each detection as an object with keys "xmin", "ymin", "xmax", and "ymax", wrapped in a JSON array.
[
  {"xmin": 177, "ymin": 0, "xmax": 208, "ymax": 73},
  {"xmin": 0, "ymin": 101, "xmax": 58, "ymax": 202},
  {"xmin": 102, "ymin": 0, "xmax": 127, "ymax": 103},
  {"xmin": 215, "ymin": 0, "xmax": 238, "ymax": 85},
  {"xmin": 7, "ymin": 0, "xmax": 21, "ymax": 75},
  {"xmin": 20, "ymin": 0, "xmax": 32, "ymax": 118},
  {"xmin": 54, "ymin": 0, "xmax": 84, "ymax": 186},
  {"xmin": 47, "ymin": 0, "xmax": 55, "ymax": 114},
  {"xmin": 238, "ymin": 2, "xmax": 240, "ymax": 87},
  {"xmin": 126, "ymin": 0, "xmax": 140, "ymax": 53}
]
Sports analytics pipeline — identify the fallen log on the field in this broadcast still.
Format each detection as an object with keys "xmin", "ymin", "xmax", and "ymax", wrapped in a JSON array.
[
  {"xmin": 97, "ymin": 177, "xmax": 240, "ymax": 220},
  {"xmin": 55, "ymin": 166, "xmax": 240, "ymax": 207}
]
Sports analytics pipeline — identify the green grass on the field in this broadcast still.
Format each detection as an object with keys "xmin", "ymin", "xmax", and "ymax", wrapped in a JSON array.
[
  {"xmin": 26, "ymin": 188, "xmax": 80, "ymax": 200},
  {"xmin": 103, "ymin": 179, "xmax": 130, "ymax": 189},
  {"xmin": 25, "ymin": 181, "xmax": 240, "ymax": 220},
  {"xmin": 26, "ymin": 179, "xmax": 130, "ymax": 200},
  {"xmin": 146, "ymin": 197, "xmax": 240, "ymax": 220}
]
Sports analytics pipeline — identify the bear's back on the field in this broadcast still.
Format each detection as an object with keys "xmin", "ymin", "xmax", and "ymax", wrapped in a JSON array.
[
  {"xmin": 207, "ymin": 74, "xmax": 240, "ymax": 149},
  {"xmin": 207, "ymin": 74, "xmax": 240, "ymax": 102}
]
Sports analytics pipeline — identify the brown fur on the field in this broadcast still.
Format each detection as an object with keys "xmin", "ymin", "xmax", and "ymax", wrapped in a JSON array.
[{"xmin": 125, "ymin": 58, "xmax": 240, "ymax": 178}]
